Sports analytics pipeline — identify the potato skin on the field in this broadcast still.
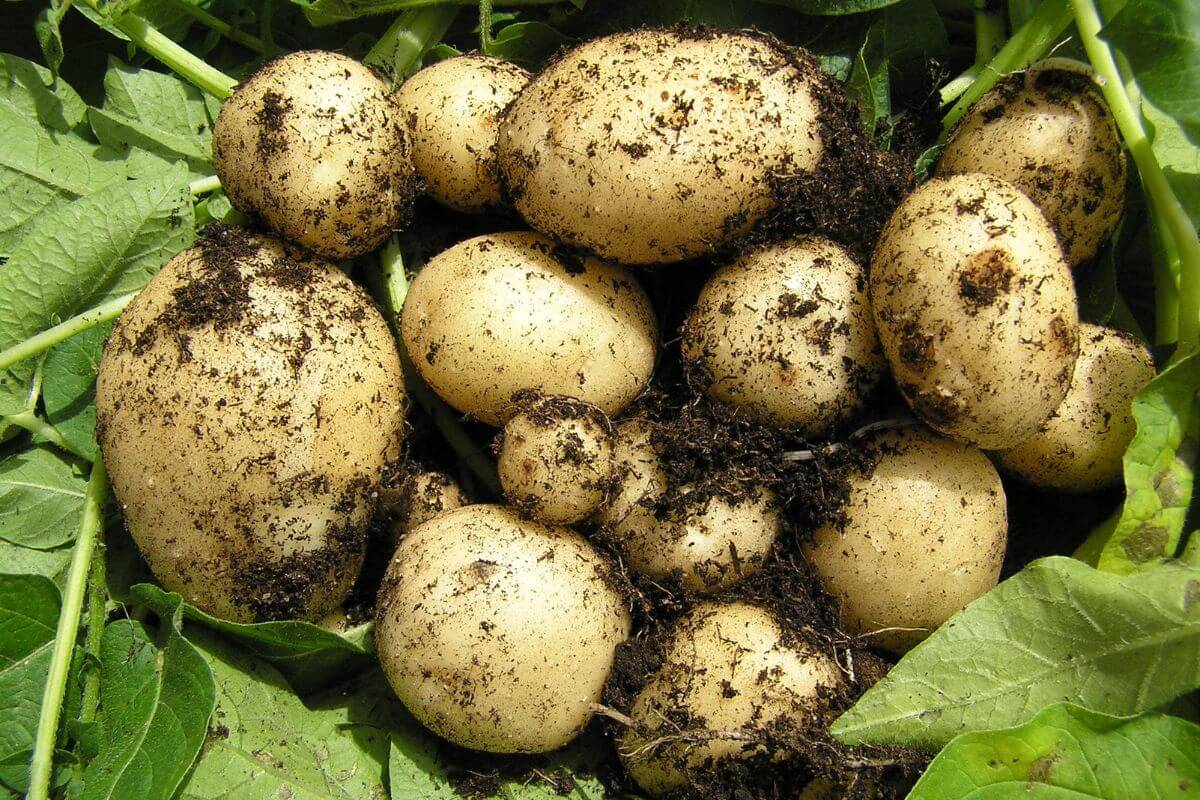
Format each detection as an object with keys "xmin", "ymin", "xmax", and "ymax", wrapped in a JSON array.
[
  {"xmin": 683, "ymin": 236, "xmax": 884, "ymax": 434},
  {"xmin": 401, "ymin": 232, "xmax": 657, "ymax": 425},
  {"xmin": 498, "ymin": 29, "xmax": 825, "ymax": 264},
  {"xmin": 375, "ymin": 504, "xmax": 631, "ymax": 753},
  {"xmin": 213, "ymin": 51, "xmax": 416, "ymax": 259},
  {"xmin": 621, "ymin": 602, "xmax": 840, "ymax": 796},
  {"xmin": 803, "ymin": 427, "xmax": 1007, "ymax": 653},
  {"xmin": 95, "ymin": 230, "xmax": 405, "ymax": 622},
  {"xmin": 396, "ymin": 55, "xmax": 530, "ymax": 212},
  {"xmin": 937, "ymin": 60, "xmax": 1127, "ymax": 266},
  {"xmin": 997, "ymin": 323, "xmax": 1155, "ymax": 491},
  {"xmin": 871, "ymin": 173, "xmax": 1079, "ymax": 449},
  {"xmin": 387, "ymin": 470, "xmax": 468, "ymax": 543}
]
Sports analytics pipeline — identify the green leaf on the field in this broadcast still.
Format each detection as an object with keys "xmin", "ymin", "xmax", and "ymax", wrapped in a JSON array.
[
  {"xmin": 175, "ymin": 629, "xmax": 389, "ymax": 800},
  {"xmin": 908, "ymin": 703, "xmax": 1200, "ymax": 799},
  {"xmin": 0, "ymin": 445, "xmax": 88, "ymax": 550},
  {"xmin": 758, "ymin": 0, "xmax": 905, "ymax": 14},
  {"xmin": 0, "ymin": 168, "xmax": 195, "ymax": 419},
  {"xmin": 486, "ymin": 22, "xmax": 571, "ymax": 70},
  {"xmin": 1098, "ymin": 352, "xmax": 1199, "ymax": 572},
  {"xmin": 33, "ymin": 5, "xmax": 67, "ymax": 79},
  {"xmin": 42, "ymin": 322, "xmax": 113, "ymax": 462},
  {"xmin": 130, "ymin": 584, "xmax": 374, "ymax": 694},
  {"xmin": 0, "ymin": 542, "xmax": 72, "ymax": 588},
  {"xmin": 80, "ymin": 601, "xmax": 217, "ymax": 800},
  {"xmin": 831, "ymin": 557, "xmax": 1200, "ymax": 749},
  {"xmin": 0, "ymin": 53, "xmax": 86, "ymax": 132}
]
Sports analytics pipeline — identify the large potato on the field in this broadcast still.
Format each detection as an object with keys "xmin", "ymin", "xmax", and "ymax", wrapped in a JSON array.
[
  {"xmin": 375, "ymin": 504, "xmax": 630, "ymax": 753},
  {"xmin": 401, "ymin": 232, "xmax": 657, "ymax": 425},
  {"xmin": 213, "ymin": 51, "xmax": 416, "ymax": 259},
  {"xmin": 683, "ymin": 236, "xmax": 884, "ymax": 434},
  {"xmin": 937, "ymin": 59, "xmax": 1127, "ymax": 266},
  {"xmin": 997, "ymin": 323, "xmax": 1155, "ymax": 491},
  {"xmin": 871, "ymin": 173, "xmax": 1079, "ymax": 449},
  {"xmin": 396, "ymin": 54, "xmax": 530, "ymax": 212},
  {"xmin": 803, "ymin": 427, "xmax": 1007, "ymax": 653},
  {"xmin": 499, "ymin": 29, "xmax": 827, "ymax": 264},
  {"xmin": 95, "ymin": 229, "xmax": 405, "ymax": 622}
]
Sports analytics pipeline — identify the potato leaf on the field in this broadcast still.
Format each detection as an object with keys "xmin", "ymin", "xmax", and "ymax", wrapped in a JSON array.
[
  {"xmin": 485, "ymin": 22, "xmax": 571, "ymax": 70},
  {"xmin": 42, "ymin": 321, "xmax": 112, "ymax": 462},
  {"xmin": 908, "ymin": 703, "xmax": 1200, "ymax": 799},
  {"xmin": 760, "ymin": 0, "xmax": 905, "ymax": 14},
  {"xmin": 0, "ymin": 445, "xmax": 88, "ymax": 550},
  {"xmin": 0, "ymin": 53, "xmax": 86, "ymax": 132},
  {"xmin": 831, "ymin": 557, "xmax": 1200, "ymax": 749},
  {"xmin": 0, "ymin": 542, "xmax": 71, "ymax": 588}
]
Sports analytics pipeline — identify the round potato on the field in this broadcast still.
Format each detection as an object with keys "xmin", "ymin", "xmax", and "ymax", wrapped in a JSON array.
[
  {"xmin": 375, "ymin": 504, "xmax": 630, "ymax": 753},
  {"xmin": 937, "ymin": 59, "xmax": 1127, "ymax": 266},
  {"xmin": 499, "ymin": 29, "xmax": 827, "ymax": 264},
  {"xmin": 997, "ymin": 323, "xmax": 1155, "ymax": 491},
  {"xmin": 683, "ymin": 236, "xmax": 884, "ymax": 434},
  {"xmin": 871, "ymin": 173, "xmax": 1080, "ymax": 449},
  {"xmin": 388, "ymin": 470, "xmax": 468, "ymax": 543},
  {"xmin": 803, "ymin": 427, "xmax": 1007, "ymax": 653},
  {"xmin": 620, "ymin": 602, "xmax": 840, "ymax": 796},
  {"xmin": 396, "ymin": 54, "xmax": 530, "ymax": 211},
  {"xmin": 95, "ymin": 228, "xmax": 405, "ymax": 622},
  {"xmin": 401, "ymin": 231, "xmax": 657, "ymax": 425},
  {"xmin": 213, "ymin": 51, "xmax": 416, "ymax": 259}
]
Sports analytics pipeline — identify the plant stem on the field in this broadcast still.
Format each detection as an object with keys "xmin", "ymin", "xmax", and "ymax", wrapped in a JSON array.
[
  {"xmin": 26, "ymin": 461, "xmax": 108, "ymax": 800},
  {"xmin": 1070, "ymin": 0, "xmax": 1200, "ymax": 350},
  {"xmin": 939, "ymin": 63, "xmax": 982, "ymax": 106},
  {"xmin": 2, "ymin": 410, "xmax": 72, "ymax": 453},
  {"xmin": 79, "ymin": 534, "xmax": 108, "ymax": 725},
  {"xmin": 941, "ymin": 0, "xmax": 1073, "ymax": 138},
  {"xmin": 189, "ymin": 174, "xmax": 222, "ymax": 196},
  {"xmin": 366, "ymin": 7, "xmax": 459, "ymax": 84},
  {"xmin": 479, "ymin": 0, "xmax": 494, "ymax": 52},
  {"xmin": 0, "ymin": 293, "xmax": 136, "ymax": 375},
  {"xmin": 160, "ymin": 0, "xmax": 270, "ymax": 53},
  {"xmin": 974, "ymin": 0, "xmax": 1006, "ymax": 64}
]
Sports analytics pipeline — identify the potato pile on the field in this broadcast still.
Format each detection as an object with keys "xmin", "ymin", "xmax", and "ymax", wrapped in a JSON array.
[{"xmin": 97, "ymin": 32, "xmax": 1146, "ymax": 798}]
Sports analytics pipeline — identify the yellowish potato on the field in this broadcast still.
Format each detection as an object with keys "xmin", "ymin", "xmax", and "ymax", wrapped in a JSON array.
[{"xmin": 388, "ymin": 470, "xmax": 468, "ymax": 543}]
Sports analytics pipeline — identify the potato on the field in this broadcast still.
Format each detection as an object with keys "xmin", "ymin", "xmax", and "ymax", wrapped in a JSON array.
[
  {"xmin": 997, "ymin": 323, "xmax": 1155, "ymax": 491},
  {"xmin": 95, "ymin": 229, "xmax": 405, "ymax": 622},
  {"xmin": 498, "ymin": 29, "xmax": 827, "ymax": 264},
  {"xmin": 871, "ymin": 173, "xmax": 1080, "ymax": 449},
  {"xmin": 683, "ymin": 236, "xmax": 885, "ymax": 434},
  {"xmin": 937, "ymin": 59, "xmax": 1127, "ymax": 266},
  {"xmin": 213, "ymin": 51, "xmax": 416, "ymax": 259},
  {"xmin": 375, "ymin": 504, "xmax": 630, "ymax": 753},
  {"xmin": 498, "ymin": 396, "xmax": 615, "ymax": 524},
  {"xmin": 620, "ymin": 602, "xmax": 840, "ymax": 796},
  {"xmin": 401, "ymin": 232, "xmax": 657, "ymax": 425},
  {"xmin": 803, "ymin": 426, "xmax": 1007, "ymax": 653},
  {"xmin": 396, "ymin": 54, "xmax": 530, "ymax": 212},
  {"xmin": 388, "ymin": 470, "xmax": 468, "ymax": 542}
]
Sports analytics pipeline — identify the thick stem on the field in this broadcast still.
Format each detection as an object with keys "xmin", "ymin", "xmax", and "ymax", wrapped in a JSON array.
[
  {"xmin": 26, "ymin": 461, "xmax": 108, "ymax": 800},
  {"xmin": 79, "ymin": 535, "xmax": 108, "ymax": 725},
  {"xmin": 1071, "ymin": 0, "xmax": 1200, "ymax": 350},
  {"xmin": 940, "ymin": 63, "xmax": 982, "ymax": 106},
  {"xmin": 160, "ymin": 0, "xmax": 270, "ymax": 53},
  {"xmin": 0, "ymin": 293, "xmax": 136, "ymax": 375},
  {"xmin": 2, "ymin": 411, "xmax": 71, "ymax": 453},
  {"xmin": 189, "ymin": 175, "xmax": 223, "ymax": 196},
  {"xmin": 366, "ymin": 7, "xmax": 459, "ymax": 84},
  {"xmin": 479, "ymin": 0, "xmax": 494, "ymax": 51},
  {"xmin": 974, "ymin": 1, "xmax": 1006, "ymax": 64}
]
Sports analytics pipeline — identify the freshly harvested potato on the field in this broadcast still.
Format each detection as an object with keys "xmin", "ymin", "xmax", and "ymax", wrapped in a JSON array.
[
  {"xmin": 683, "ymin": 236, "xmax": 885, "ymax": 434},
  {"xmin": 594, "ymin": 419, "xmax": 667, "ymax": 530},
  {"xmin": 375, "ymin": 504, "xmax": 630, "ymax": 753},
  {"xmin": 803, "ymin": 427, "xmax": 1007, "ymax": 653},
  {"xmin": 620, "ymin": 602, "xmax": 840, "ymax": 796},
  {"xmin": 871, "ymin": 173, "xmax": 1080, "ymax": 449},
  {"xmin": 388, "ymin": 470, "xmax": 468, "ymax": 542},
  {"xmin": 95, "ymin": 228, "xmax": 405, "ymax": 622},
  {"xmin": 937, "ymin": 59, "xmax": 1127, "ymax": 266},
  {"xmin": 213, "ymin": 51, "xmax": 416, "ymax": 259},
  {"xmin": 498, "ymin": 396, "xmax": 615, "ymax": 524},
  {"xmin": 499, "ymin": 29, "xmax": 828, "ymax": 264},
  {"xmin": 997, "ymin": 323, "xmax": 1155, "ymax": 491},
  {"xmin": 396, "ymin": 54, "xmax": 530, "ymax": 212},
  {"xmin": 401, "ymin": 232, "xmax": 657, "ymax": 425}
]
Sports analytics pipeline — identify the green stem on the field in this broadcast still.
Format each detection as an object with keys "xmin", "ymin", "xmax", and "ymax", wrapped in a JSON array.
[
  {"xmin": 79, "ymin": 535, "xmax": 108, "ymax": 725},
  {"xmin": 940, "ymin": 63, "xmax": 982, "ymax": 106},
  {"xmin": 1070, "ymin": 0, "xmax": 1200, "ymax": 350},
  {"xmin": 2, "ymin": 411, "xmax": 72, "ymax": 452},
  {"xmin": 0, "ymin": 293, "xmax": 135, "ymax": 375},
  {"xmin": 365, "ymin": 7, "xmax": 459, "ymax": 84},
  {"xmin": 160, "ymin": 0, "xmax": 270, "ymax": 53},
  {"xmin": 974, "ymin": 0, "xmax": 1006, "ymax": 63},
  {"xmin": 479, "ymin": 0, "xmax": 494, "ymax": 52},
  {"xmin": 189, "ymin": 174, "xmax": 222, "ymax": 196},
  {"xmin": 26, "ymin": 461, "xmax": 108, "ymax": 800},
  {"xmin": 74, "ymin": 0, "xmax": 237, "ymax": 100},
  {"xmin": 941, "ymin": 0, "xmax": 1073, "ymax": 139}
]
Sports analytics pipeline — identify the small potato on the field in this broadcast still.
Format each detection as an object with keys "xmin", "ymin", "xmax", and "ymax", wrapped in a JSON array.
[
  {"xmin": 683, "ymin": 236, "xmax": 884, "ymax": 434},
  {"xmin": 499, "ymin": 29, "xmax": 827, "ymax": 264},
  {"xmin": 401, "ymin": 232, "xmax": 657, "ymax": 425},
  {"xmin": 871, "ymin": 173, "xmax": 1080, "ymax": 449},
  {"xmin": 803, "ymin": 427, "xmax": 1007, "ymax": 653},
  {"xmin": 375, "ymin": 504, "xmax": 630, "ymax": 753},
  {"xmin": 388, "ymin": 470, "xmax": 468, "ymax": 542},
  {"xmin": 937, "ymin": 59, "xmax": 1127, "ymax": 266},
  {"xmin": 997, "ymin": 323, "xmax": 1155, "ymax": 491},
  {"xmin": 96, "ymin": 229, "xmax": 405, "ymax": 622},
  {"xmin": 620, "ymin": 602, "xmax": 840, "ymax": 796},
  {"xmin": 213, "ymin": 51, "xmax": 416, "ymax": 259},
  {"xmin": 498, "ymin": 396, "xmax": 615, "ymax": 524},
  {"xmin": 396, "ymin": 54, "xmax": 530, "ymax": 212}
]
